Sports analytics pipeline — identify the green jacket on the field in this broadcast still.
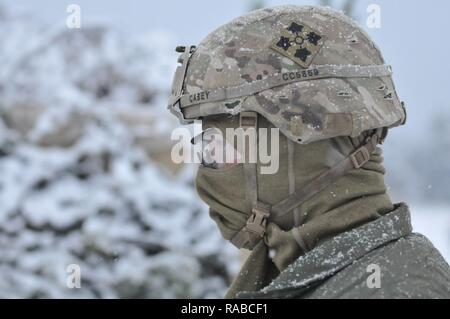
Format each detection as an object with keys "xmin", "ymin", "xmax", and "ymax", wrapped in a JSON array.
[{"xmin": 237, "ymin": 203, "xmax": 450, "ymax": 299}]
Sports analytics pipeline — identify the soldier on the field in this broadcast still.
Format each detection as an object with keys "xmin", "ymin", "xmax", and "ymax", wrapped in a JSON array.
[{"xmin": 168, "ymin": 5, "xmax": 450, "ymax": 298}]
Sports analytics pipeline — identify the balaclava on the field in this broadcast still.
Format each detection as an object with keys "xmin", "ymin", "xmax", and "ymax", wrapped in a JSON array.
[{"xmin": 195, "ymin": 114, "xmax": 393, "ymax": 298}]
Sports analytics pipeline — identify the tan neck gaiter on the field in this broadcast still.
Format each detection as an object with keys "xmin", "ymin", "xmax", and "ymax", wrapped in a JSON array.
[{"xmin": 194, "ymin": 115, "xmax": 394, "ymax": 298}]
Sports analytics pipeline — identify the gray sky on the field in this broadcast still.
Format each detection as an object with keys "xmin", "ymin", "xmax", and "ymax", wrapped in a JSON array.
[{"xmin": 2, "ymin": 0, "xmax": 450, "ymax": 139}]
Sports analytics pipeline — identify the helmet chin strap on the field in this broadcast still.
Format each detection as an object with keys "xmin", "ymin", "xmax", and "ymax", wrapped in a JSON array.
[
  {"xmin": 240, "ymin": 112, "xmax": 258, "ymax": 212},
  {"xmin": 288, "ymin": 137, "xmax": 309, "ymax": 251},
  {"xmin": 270, "ymin": 128, "xmax": 385, "ymax": 222},
  {"xmin": 230, "ymin": 112, "xmax": 274, "ymax": 250},
  {"xmin": 230, "ymin": 121, "xmax": 386, "ymax": 250}
]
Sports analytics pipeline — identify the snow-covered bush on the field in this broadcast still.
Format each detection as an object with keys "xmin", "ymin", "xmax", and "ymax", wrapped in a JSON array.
[{"xmin": 0, "ymin": 5, "xmax": 238, "ymax": 298}]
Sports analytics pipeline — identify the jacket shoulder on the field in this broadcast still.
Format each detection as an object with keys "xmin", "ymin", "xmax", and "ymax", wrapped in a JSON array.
[{"xmin": 303, "ymin": 233, "xmax": 450, "ymax": 299}]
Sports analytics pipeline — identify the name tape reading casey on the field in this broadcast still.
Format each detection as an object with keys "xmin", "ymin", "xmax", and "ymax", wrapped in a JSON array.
[{"xmin": 187, "ymin": 68, "xmax": 321, "ymax": 105}]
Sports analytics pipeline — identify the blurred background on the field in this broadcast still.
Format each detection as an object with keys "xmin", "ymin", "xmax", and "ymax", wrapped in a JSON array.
[{"xmin": 0, "ymin": 0, "xmax": 449, "ymax": 298}]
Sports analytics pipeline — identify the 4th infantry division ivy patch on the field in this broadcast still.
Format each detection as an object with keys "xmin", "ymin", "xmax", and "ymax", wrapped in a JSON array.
[{"xmin": 271, "ymin": 22, "xmax": 324, "ymax": 68}]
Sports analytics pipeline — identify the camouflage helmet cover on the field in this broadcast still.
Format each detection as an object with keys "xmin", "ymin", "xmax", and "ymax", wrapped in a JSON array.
[{"xmin": 168, "ymin": 5, "xmax": 406, "ymax": 144}]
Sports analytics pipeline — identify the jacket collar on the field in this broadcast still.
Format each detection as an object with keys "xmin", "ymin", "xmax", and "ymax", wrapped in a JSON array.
[{"xmin": 237, "ymin": 202, "xmax": 413, "ymax": 299}]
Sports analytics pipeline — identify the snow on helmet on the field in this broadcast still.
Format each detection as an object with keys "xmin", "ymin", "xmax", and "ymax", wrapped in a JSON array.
[{"xmin": 168, "ymin": 5, "xmax": 406, "ymax": 144}]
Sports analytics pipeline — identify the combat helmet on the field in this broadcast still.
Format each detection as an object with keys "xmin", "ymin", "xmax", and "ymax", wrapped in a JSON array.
[
  {"xmin": 168, "ymin": 5, "xmax": 407, "ymax": 249},
  {"xmin": 168, "ymin": 5, "xmax": 406, "ymax": 144}
]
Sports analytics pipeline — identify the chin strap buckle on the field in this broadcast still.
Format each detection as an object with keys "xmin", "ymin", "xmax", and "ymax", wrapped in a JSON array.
[
  {"xmin": 350, "ymin": 146, "xmax": 371, "ymax": 169},
  {"xmin": 245, "ymin": 202, "xmax": 271, "ymax": 238},
  {"xmin": 349, "ymin": 132, "xmax": 380, "ymax": 169},
  {"xmin": 230, "ymin": 201, "xmax": 272, "ymax": 250}
]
